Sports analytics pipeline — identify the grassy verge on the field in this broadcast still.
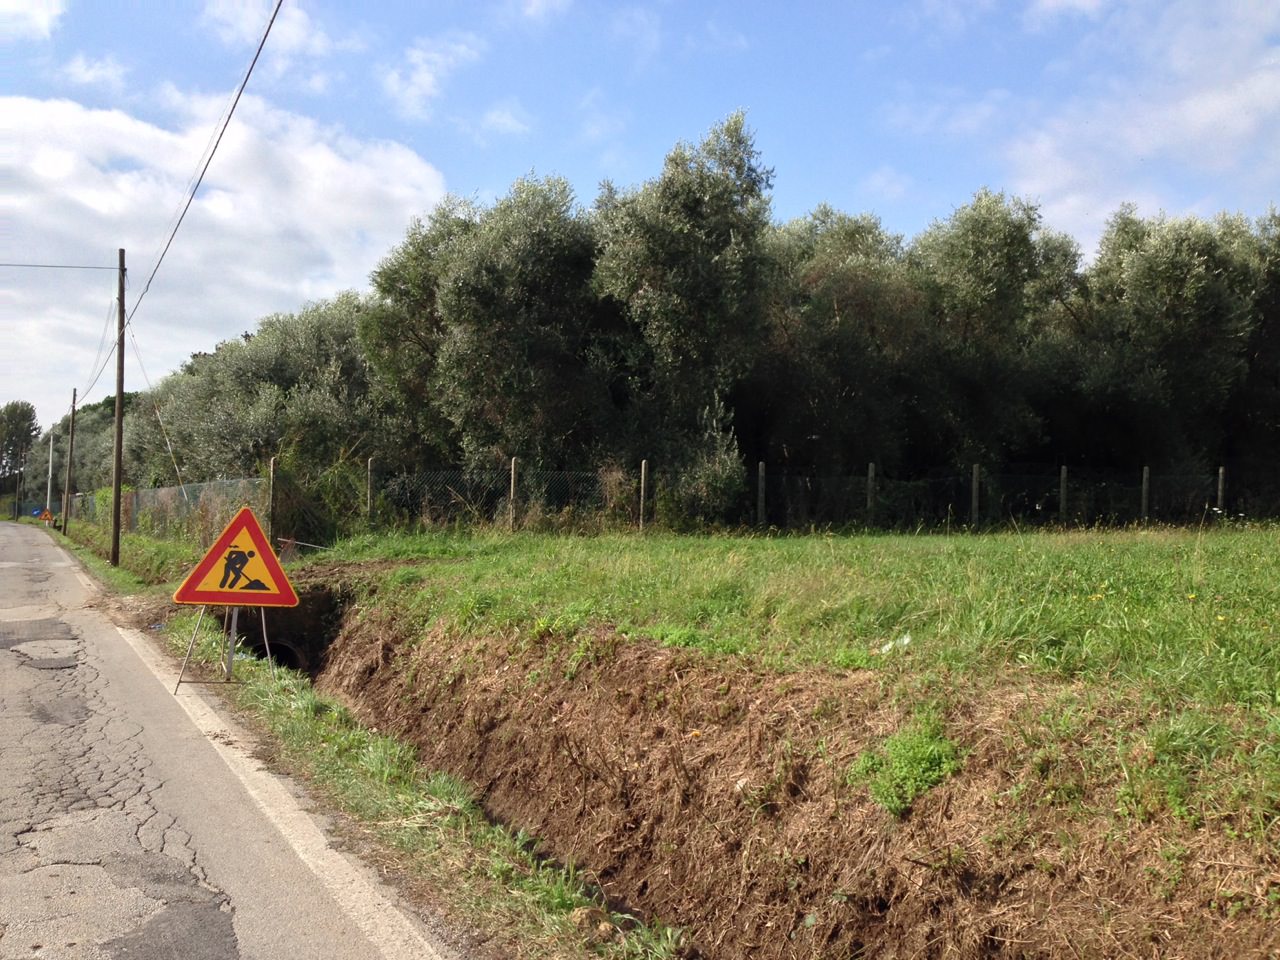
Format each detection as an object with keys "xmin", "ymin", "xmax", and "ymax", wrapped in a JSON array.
[
  {"xmin": 315, "ymin": 526, "xmax": 1280, "ymax": 836},
  {"xmin": 167, "ymin": 620, "xmax": 682, "ymax": 959},
  {"xmin": 63, "ymin": 518, "xmax": 201, "ymax": 586},
  {"xmin": 50, "ymin": 522, "xmax": 682, "ymax": 959},
  {"xmin": 322, "ymin": 526, "xmax": 1280, "ymax": 706}
]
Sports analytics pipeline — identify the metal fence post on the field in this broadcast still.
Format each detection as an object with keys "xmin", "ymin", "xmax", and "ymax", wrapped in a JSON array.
[
  {"xmin": 866, "ymin": 462, "xmax": 876, "ymax": 525},
  {"xmin": 1059, "ymin": 465, "xmax": 1068, "ymax": 524},
  {"xmin": 1141, "ymin": 466, "xmax": 1150, "ymax": 523},
  {"xmin": 366, "ymin": 456, "xmax": 374, "ymax": 526},
  {"xmin": 757, "ymin": 461, "xmax": 766, "ymax": 526},
  {"xmin": 639, "ymin": 459, "xmax": 647, "ymax": 532},
  {"xmin": 509, "ymin": 456, "xmax": 517, "ymax": 531},
  {"xmin": 970, "ymin": 464, "xmax": 980, "ymax": 528},
  {"xmin": 1217, "ymin": 466, "xmax": 1226, "ymax": 513},
  {"xmin": 268, "ymin": 456, "xmax": 277, "ymax": 542}
]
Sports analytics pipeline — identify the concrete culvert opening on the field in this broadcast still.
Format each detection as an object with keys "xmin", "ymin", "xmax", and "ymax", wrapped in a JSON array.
[{"xmin": 234, "ymin": 585, "xmax": 348, "ymax": 678}]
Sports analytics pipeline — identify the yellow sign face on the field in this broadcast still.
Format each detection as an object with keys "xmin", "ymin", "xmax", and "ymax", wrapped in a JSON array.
[{"xmin": 172, "ymin": 507, "xmax": 298, "ymax": 607}]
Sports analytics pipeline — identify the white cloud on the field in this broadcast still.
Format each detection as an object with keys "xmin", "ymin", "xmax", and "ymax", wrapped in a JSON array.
[
  {"xmin": 908, "ymin": 0, "xmax": 997, "ymax": 35},
  {"xmin": 200, "ymin": 0, "xmax": 360, "ymax": 89},
  {"xmin": 1004, "ymin": 0, "xmax": 1280, "ymax": 255},
  {"xmin": 1024, "ymin": 0, "xmax": 1106, "ymax": 27},
  {"xmin": 521, "ymin": 0, "xmax": 571, "ymax": 19},
  {"xmin": 860, "ymin": 165, "xmax": 912, "ymax": 201},
  {"xmin": 888, "ymin": 87, "xmax": 1012, "ymax": 137},
  {"xmin": 481, "ymin": 100, "xmax": 532, "ymax": 136},
  {"xmin": 0, "ymin": 0, "xmax": 65, "ymax": 41},
  {"xmin": 701, "ymin": 21, "xmax": 749, "ymax": 53},
  {"xmin": 203, "ymin": 0, "xmax": 337, "ymax": 56},
  {"xmin": 382, "ymin": 34, "xmax": 484, "ymax": 120},
  {"xmin": 577, "ymin": 88, "xmax": 625, "ymax": 144},
  {"xmin": 0, "ymin": 94, "xmax": 446, "ymax": 431},
  {"xmin": 612, "ymin": 8, "xmax": 661, "ymax": 65},
  {"xmin": 62, "ymin": 54, "xmax": 128, "ymax": 91}
]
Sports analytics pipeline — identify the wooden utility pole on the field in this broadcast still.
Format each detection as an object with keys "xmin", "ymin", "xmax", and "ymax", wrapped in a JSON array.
[
  {"xmin": 11, "ymin": 446, "xmax": 22, "ymax": 520},
  {"xmin": 44, "ymin": 426, "xmax": 55, "ymax": 515},
  {"xmin": 62, "ymin": 389, "xmax": 77, "ymax": 537},
  {"xmin": 110, "ymin": 248, "xmax": 125, "ymax": 566}
]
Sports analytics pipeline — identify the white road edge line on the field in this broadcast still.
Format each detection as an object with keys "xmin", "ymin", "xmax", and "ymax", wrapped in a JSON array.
[{"xmin": 112, "ymin": 622, "xmax": 449, "ymax": 960}]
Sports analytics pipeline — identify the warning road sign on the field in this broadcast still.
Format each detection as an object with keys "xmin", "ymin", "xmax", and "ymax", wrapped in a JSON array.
[
  {"xmin": 173, "ymin": 507, "xmax": 298, "ymax": 607},
  {"xmin": 38, "ymin": 509, "xmax": 53, "ymax": 522}
]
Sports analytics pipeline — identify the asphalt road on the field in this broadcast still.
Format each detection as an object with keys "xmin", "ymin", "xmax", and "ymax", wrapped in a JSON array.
[{"xmin": 0, "ymin": 522, "xmax": 458, "ymax": 960}]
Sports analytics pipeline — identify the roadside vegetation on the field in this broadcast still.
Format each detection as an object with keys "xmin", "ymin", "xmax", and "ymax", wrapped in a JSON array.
[
  {"xmin": 53, "ymin": 516, "xmax": 1280, "ymax": 955},
  {"xmin": 8, "ymin": 114, "xmax": 1280, "ymax": 539}
]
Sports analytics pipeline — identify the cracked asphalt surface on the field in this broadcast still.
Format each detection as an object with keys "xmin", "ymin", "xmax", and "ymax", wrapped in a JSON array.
[{"xmin": 0, "ymin": 524, "xmax": 455, "ymax": 960}]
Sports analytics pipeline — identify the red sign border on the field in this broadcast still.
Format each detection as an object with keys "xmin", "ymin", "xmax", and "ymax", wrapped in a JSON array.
[{"xmin": 173, "ymin": 506, "xmax": 299, "ymax": 607}]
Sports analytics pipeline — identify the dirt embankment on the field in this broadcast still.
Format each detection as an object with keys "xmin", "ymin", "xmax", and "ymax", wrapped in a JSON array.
[{"xmin": 303, "ymin": 580, "xmax": 1278, "ymax": 959}]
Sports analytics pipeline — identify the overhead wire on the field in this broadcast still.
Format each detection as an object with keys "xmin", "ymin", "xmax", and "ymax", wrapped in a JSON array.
[
  {"xmin": 112, "ymin": 0, "xmax": 283, "ymax": 491},
  {"xmin": 127, "ymin": 328, "xmax": 190, "ymax": 503},
  {"xmin": 0, "ymin": 262, "xmax": 119, "ymax": 271},
  {"xmin": 82, "ymin": 298, "xmax": 119, "ymax": 399},
  {"xmin": 125, "ymin": 0, "xmax": 284, "ymax": 330}
]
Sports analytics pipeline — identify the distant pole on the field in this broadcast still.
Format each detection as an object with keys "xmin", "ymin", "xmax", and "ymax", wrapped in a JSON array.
[
  {"xmin": 757, "ymin": 461, "xmax": 766, "ymax": 526},
  {"xmin": 62, "ymin": 389, "xmax": 77, "ymax": 537},
  {"xmin": 110, "ymin": 247, "xmax": 125, "ymax": 567},
  {"xmin": 11, "ymin": 446, "xmax": 22, "ymax": 520},
  {"xmin": 1217, "ymin": 466, "xmax": 1226, "ymax": 513},
  {"xmin": 639, "ymin": 459, "xmax": 648, "ymax": 532},
  {"xmin": 1141, "ymin": 466, "xmax": 1150, "ymax": 523},
  {"xmin": 44, "ymin": 426, "xmax": 55, "ymax": 515},
  {"xmin": 970, "ymin": 464, "xmax": 981, "ymax": 528},
  {"xmin": 1059, "ymin": 466, "xmax": 1068, "ymax": 524}
]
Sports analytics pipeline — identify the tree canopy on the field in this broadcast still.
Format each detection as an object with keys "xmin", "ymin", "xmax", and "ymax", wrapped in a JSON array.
[{"xmin": 36, "ymin": 115, "xmax": 1280, "ymax": 525}]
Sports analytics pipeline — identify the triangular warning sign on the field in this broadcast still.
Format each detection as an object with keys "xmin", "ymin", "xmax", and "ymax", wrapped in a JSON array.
[{"xmin": 173, "ymin": 507, "xmax": 298, "ymax": 607}]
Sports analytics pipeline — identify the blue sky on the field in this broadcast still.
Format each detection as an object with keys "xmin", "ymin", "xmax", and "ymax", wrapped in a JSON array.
[{"xmin": 3, "ymin": 0, "xmax": 1279, "ymax": 435}]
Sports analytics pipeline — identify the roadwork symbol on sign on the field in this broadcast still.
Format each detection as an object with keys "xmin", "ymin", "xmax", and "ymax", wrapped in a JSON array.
[
  {"xmin": 38, "ymin": 509, "xmax": 53, "ymax": 522},
  {"xmin": 173, "ymin": 507, "xmax": 298, "ymax": 607}
]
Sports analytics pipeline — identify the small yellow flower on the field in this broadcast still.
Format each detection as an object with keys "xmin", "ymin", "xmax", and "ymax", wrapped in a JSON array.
[
  {"xmin": 1216, "ymin": 615, "xmax": 1226, "ymax": 622},
  {"xmin": 1186, "ymin": 593, "xmax": 1197, "ymax": 600},
  {"xmin": 1088, "ymin": 593, "xmax": 1104, "ymax": 601}
]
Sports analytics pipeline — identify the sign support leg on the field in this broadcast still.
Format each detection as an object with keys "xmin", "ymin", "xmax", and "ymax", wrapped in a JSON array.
[
  {"xmin": 225, "ymin": 607, "xmax": 239, "ymax": 681},
  {"xmin": 259, "ymin": 607, "xmax": 277, "ymax": 683},
  {"xmin": 173, "ymin": 605, "xmax": 207, "ymax": 694}
]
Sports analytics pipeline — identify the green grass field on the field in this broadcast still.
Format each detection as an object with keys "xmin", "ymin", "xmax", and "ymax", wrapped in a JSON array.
[
  {"xmin": 327, "ymin": 525, "xmax": 1280, "ymax": 709},
  {"xmin": 316, "ymin": 525, "xmax": 1280, "ymax": 841}
]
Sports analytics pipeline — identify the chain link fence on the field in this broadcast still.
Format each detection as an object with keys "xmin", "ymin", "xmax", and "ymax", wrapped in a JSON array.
[
  {"xmin": 71, "ymin": 478, "xmax": 269, "ymax": 546},
  {"xmin": 374, "ymin": 464, "xmax": 639, "ymax": 530},
  {"xmin": 52, "ymin": 461, "xmax": 1246, "ymax": 548}
]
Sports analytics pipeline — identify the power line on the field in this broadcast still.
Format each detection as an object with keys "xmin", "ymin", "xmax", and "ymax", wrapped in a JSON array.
[
  {"xmin": 126, "ymin": 0, "xmax": 283, "ymax": 329},
  {"xmin": 82, "ymin": 298, "xmax": 119, "ymax": 398},
  {"xmin": 0, "ymin": 262, "xmax": 118, "ymax": 271},
  {"xmin": 127, "ymin": 329, "xmax": 189, "ymax": 501}
]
